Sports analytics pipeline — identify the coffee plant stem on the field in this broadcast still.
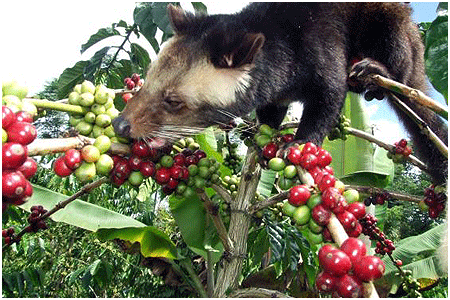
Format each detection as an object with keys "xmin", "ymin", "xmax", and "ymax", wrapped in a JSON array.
[
  {"xmin": 24, "ymin": 98, "xmax": 89, "ymax": 115},
  {"xmin": 248, "ymin": 191, "xmax": 288, "ymax": 214},
  {"xmin": 214, "ymin": 147, "xmax": 260, "ymax": 297},
  {"xmin": 346, "ymin": 127, "xmax": 430, "ymax": 171},
  {"xmin": 27, "ymin": 137, "xmax": 131, "ymax": 156},
  {"xmin": 2, "ymin": 177, "xmax": 110, "ymax": 251},
  {"xmin": 345, "ymin": 185, "xmax": 422, "ymax": 203},
  {"xmin": 370, "ymin": 74, "xmax": 448, "ymax": 119},
  {"xmin": 211, "ymin": 183, "xmax": 233, "ymax": 204},
  {"xmin": 199, "ymin": 192, "xmax": 234, "ymax": 254}
]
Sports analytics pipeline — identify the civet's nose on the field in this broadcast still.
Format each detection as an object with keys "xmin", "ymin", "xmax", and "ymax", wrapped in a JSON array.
[{"xmin": 112, "ymin": 115, "xmax": 131, "ymax": 138}]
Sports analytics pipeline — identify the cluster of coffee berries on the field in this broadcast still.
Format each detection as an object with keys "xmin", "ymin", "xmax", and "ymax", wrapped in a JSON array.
[
  {"xmin": 419, "ymin": 184, "xmax": 446, "ymax": 219},
  {"xmin": 316, "ymin": 238, "xmax": 385, "ymax": 297},
  {"xmin": 27, "ymin": 205, "xmax": 48, "ymax": 233},
  {"xmin": 223, "ymin": 141, "xmax": 242, "ymax": 173},
  {"xmin": 2, "ymin": 227, "xmax": 16, "ymax": 245},
  {"xmin": 122, "ymin": 73, "xmax": 144, "ymax": 103},
  {"xmin": 363, "ymin": 191, "xmax": 392, "ymax": 206},
  {"xmin": 2, "ymin": 80, "xmax": 38, "ymax": 116},
  {"xmin": 67, "ymin": 81, "xmax": 122, "ymax": 141},
  {"xmin": 360, "ymin": 213, "xmax": 395, "ymax": 255},
  {"xmin": 328, "ymin": 115, "xmax": 351, "ymax": 141},
  {"xmin": 3, "ymin": 105, "xmax": 38, "ymax": 210},
  {"xmin": 387, "ymin": 139, "xmax": 412, "ymax": 163},
  {"xmin": 108, "ymin": 138, "xmax": 221, "ymax": 197},
  {"xmin": 398, "ymin": 269, "xmax": 422, "ymax": 297},
  {"xmin": 54, "ymin": 135, "xmax": 114, "ymax": 183}
]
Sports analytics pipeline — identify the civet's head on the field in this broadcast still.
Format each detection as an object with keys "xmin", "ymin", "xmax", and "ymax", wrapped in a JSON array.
[{"xmin": 112, "ymin": 4, "xmax": 265, "ymax": 147}]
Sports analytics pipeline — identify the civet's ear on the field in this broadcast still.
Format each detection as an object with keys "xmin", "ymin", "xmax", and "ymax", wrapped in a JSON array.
[
  {"xmin": 225, "ymin": 33, "xmax": 265, "ymax": 68},
  {"xmin": 167, "ymin": 4, "xmax": 189, "ymax": 34}
]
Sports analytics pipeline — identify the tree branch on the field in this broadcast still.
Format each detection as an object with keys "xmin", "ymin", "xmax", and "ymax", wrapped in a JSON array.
[
  {"xmin": 213, "ymin": 147, "xmax": 261, "ymax": 297},
  {"xmin": 199, "ymin": 192, "xmax": 234, "ymax": 254},
  {"xmin": 371, "ymin": 74, "xmax": 448, "ymax": 119},
  {"xmin": 346, "ymin": 185, "xmax": 422, "ymax": 203},
  {"xmin": 3, "ymin": 177, "xmax": 109, "ymax": 251},
  {"xmin": 346, "ymin": 127, "xmax": 430, "ymax": 172}
]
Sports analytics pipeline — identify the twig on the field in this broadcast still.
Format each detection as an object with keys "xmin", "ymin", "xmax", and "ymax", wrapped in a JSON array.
[
  {"xmin": 25, "ymin": 98, "xmax": 88, "ymax": 115},
  {"xmin": 211, "ymin": 183, "xmax": 233, "ymax": 204},
  {"xmin": 199, "ymin": 192, "xmax": 234, "ymax": 254},
  {"xmin": 345, "ymin": 185, "xmax": 422, "ymax": 203},
  {"xmin": 27, "ymin": 137, "xmax": 131, "ymax": 157},
  {"xmin": 371, "ymin": 74, "xmax": 448, "ymax": 119},
  {"xmin": 389, "ymin": 94, "xmax": 448, "ymax": 158},
  {"xmin": 249, "ymin": 191, "xmax": 288, "ymax": 214},
  {"xmin": 346, "ymin": 127, "xmax": 430, "ymax": 173},
  {"xmin": 3, "ymin": 177, "xmax": 109, "ymax": 251},
  {"xmin": 227, "ymin": 287, "xmax": 292, "ymax": 298}
]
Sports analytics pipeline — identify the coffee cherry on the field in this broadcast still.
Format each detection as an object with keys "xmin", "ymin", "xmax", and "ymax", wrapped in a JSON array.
[
  {"xmin": 301, "ymin": 142, "xmax": 318, "ymax": 156},
  {"xmin": 321, "ymin": 187, "xmax": 341, "ymax": 211},
  {"xmin": 17, "ymin": 157, "xmax": 38, "ymax": 179},
  {"xmin": 64, "ymin": 149, "xmax": 82, "ymax": 170},
  {"xmin": 53, "ymin": 156, "xmax": 73, "ymax": 177},
  {"xmin": 262, "ymin": 142, "xmax": 278, "ymax": 159},
  {"xmin": 3, "ymin": 142, "xmax": 27, "ymax": 170},
  {"xmin": 2, "ymin": 170, "xmax": 27, "ymax": 198},
  {"xmin": 122, "ymin": 93, "xmax": 132, "ymax": 103},
  {"xmin": 288, "ymin": 185, "xmax": 311, "ymax": 206},
  {"xmin": 347, "ymin": 202, "xmax": 366, "ymax": 220},
  {"xmin": 81, "ymin": 145, "xmax": 101, "ymax": 163},
  {"xmin": 336, "ymin": 274, "xmax": 364, "ymax": 298},
  {"xmin": 281, "ymin": 134, "xmax": 294, "ymax": 143},
  {"xmin": 353, "ymin": 255, "xmax": 385, "ymax": 282},
  {"xmin": 15, "ymin": 111, "xmax": 34, "ymax": 123},
  {"xmin": 131, "ymin": 73, "xmax": 141, "ymax": 84},
  {"xmin": 316, "ymin": 148, "xmax": 332, "ymax": 168},
  {"xmin": 315, "ymin": 271, "xmax": 337, "ymax": 293},
  {"xmin": 2, "ymin": 106, "xmax": 16, "ymax": 129},
  {"xmin": 292, "ymin": 205, "xmax": 311, "ymax": 226},
  {"xmin": 268, "ymin": 157, "xmax": 285, "ymax": 171},
  {"xmin": 311, "ymin": 204, "xmax": 332, "ymax": 226},
  {"xmin": 128, "ymin": 155, "xmax": 143, "ymax": 171},
  {"xmin": 126, "ymin": 80, "xmax": 135, "ymax": 90},
  {"xmin": 319, "ymin": 249, "xmax": 352, "ymax": 277},
  {"xmin": 287, "ymin": 146, "xmax": 302, "ymax": 165},
  {"xmin": 318, "ymin": 174, "xmax": 336, "ymax": 192},
  {"xmin": 336, "ymin": 211, "xmax": 358, "ymax": 231},
  {"xmin": 299, "ymin": 153, "xmax": 318, "ymax": 170},
  {"xmin": 139, "ymin": 161, "xmax": 156, "ymax": 177},
  {"xmin": 131, "ymin": 140, "xmax": 151, "ymax": 158},
  {"xmin": 155, "ymin": 167, "xmax": 171, "ymax": 185},
  {"xmin": 340, "ymin": 238, "xmax": 367, "ymax": 264},
  {"xmin": 173, "ymin": 153, "xmax": 186, "ymax": 166}
]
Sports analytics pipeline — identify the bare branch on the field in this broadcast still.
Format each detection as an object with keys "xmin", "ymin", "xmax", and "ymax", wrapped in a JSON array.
[{"xmin": 371, "ymin": 74, "xmax": 448, "ymax": 119}]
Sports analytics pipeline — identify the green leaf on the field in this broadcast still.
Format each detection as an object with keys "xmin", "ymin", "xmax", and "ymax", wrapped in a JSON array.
[
  {"xmin": 114, "ymin": 20, "xmax": 128, "ymax": 29},
  {"xmin": 57, "ymin": 61, "xmax": 89, "ymax": 98},
  {"xmin": 383, "ymin": 224, "xmax": 447, "ymax": 279},
  {"xmin": 424, "ymin": 11, "xmax": 448, "ymax": 101},
  {"xmin": 151, "ymin": 2, "xmax": 174, "ymax": 35},
  {"xmin": 81, "ymin": 27, "xmax": 120, "ymax": 54},
  {"xmin": 130, "ymin": 43, "xmax": 151, "ymax": 73},
  {"xmin": 191, "ymin": 2, "xmax": 207, "ymax": 13},
  {"xmin": 257, "ymin": 169, "xmax": 277, "ymax": 198},
  {"xmin": 323, "ymin": 93, "xmax": 394, "ymax": 187},
  {"xmin": 97, "ymin": 226, "xmax": 177, "ymax": 259},
  {"xmin": 169, "ymin": 193, "xmax": 207, "ymax": 254},
  {"xmin": 247, "ymin": 227, "xmax": 270, "ymax": 271},
  {"xmin": 84, "ymin": 46, "xmax": 111, "ymax": 81},
  {"xmin": 20, "ymin": 184, "xmax": 146, "ymax": 231}
]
